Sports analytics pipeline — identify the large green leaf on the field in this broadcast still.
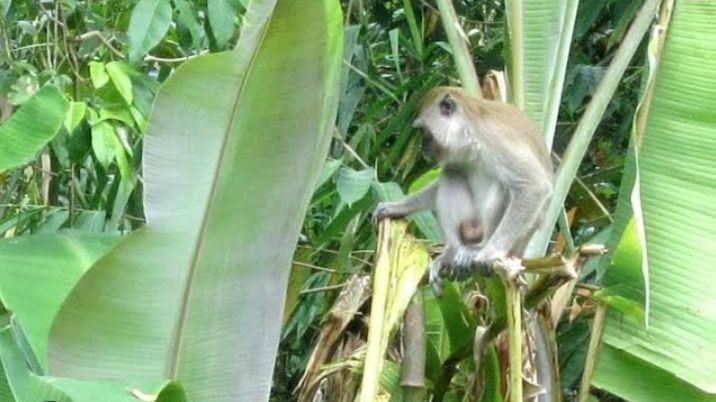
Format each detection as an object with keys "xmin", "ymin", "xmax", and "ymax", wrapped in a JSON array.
[
  {"xmin": 0, "ymin": 232, "xmax": 120, "ymax": 369},
  {"xmin": 595, "ymin": 1, "xmax": 716, "ymax": 397},
  {"xmin": 595, "ymin": 345, "xmax": 716, "ymax": 402},
  {"xmin": 0, "ymin": 315, "xmax": 187, "ymax": 402},
  {"xmin": 46, "ymin": 378, "xmax": 187, "ymax": 402},
  {"xmin": 0, "ymin": 85, "xmax": 68, "ymax": 173},
  {"xmin": 48, "ymin": 1, "xmax": 343, "ymax": 402},
  {"xmin": 504, "ymin": 0, "xmax": 576, "ymax": 145}
]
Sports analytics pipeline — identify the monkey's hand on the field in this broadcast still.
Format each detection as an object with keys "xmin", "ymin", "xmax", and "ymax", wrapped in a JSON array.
[
  {"xmin": 451, "ymin": 246, "xmax": 505, "ymax": 278},
  {"xmin": 372, "ymin": 202, "xmax": 406, "ymax": 224}
]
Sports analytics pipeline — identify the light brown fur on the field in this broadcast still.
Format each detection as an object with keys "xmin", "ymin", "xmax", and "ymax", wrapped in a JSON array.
[{"xmin": 376, "ymin": 87, "xmax": 553, "ymax": 294}]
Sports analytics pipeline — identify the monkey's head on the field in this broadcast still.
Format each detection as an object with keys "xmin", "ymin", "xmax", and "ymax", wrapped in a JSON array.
[{"xmin": 413, "ymin": 87, "xmax": 477, "ymax": 163}]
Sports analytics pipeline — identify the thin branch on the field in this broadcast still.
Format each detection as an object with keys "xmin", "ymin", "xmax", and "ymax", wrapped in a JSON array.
[
  {"xmin": 144, "ymin": 51, "xmax": 208, "ymax": 63},
  {"xmin": 300, "ymin": 283, "xmax": 346, "ymax": 295},
  {"xmin": 333, "ymin": 129, "xmax": 371, "ymax": 169},
  {"xmin": 342, "ymin": 59, "xmax": 399, "ymax": 102},
  {"xmin": 292, "ymin": 261, "xmax": 338, "ymax": 274},
  {"xmin": 73, "ymin": 30, "xmax": 124, "ymax": 58},
  {"xmin": 574, "ymin": 175, "xmax": 614, "ymax": 222},
  {"xmin": 296, "ymin": 244, "xmax": 374, "ymax": 266}
]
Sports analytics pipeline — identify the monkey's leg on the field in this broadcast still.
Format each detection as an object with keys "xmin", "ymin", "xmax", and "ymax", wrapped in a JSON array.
[
  {"xmin": 456, "ymin": 183, "xmax": 551, "ymax": 275},
  {"xmin": 435, "ymin": 172, "xmax": 482, "ymax": 282},
  {"xmin": 429, "ymin": 245, "xmax": 468, "ymax": 296}
]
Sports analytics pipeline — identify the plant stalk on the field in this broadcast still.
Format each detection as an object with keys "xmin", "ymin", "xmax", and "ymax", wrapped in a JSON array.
[
  {"xmin": 504, "ymin": 272, "xmax": 523, "ymax": 402},
  {"xmin": 401, "ymin": 291, "xmax": 426, "ymax": 402},
  {"xmin": 542, "ymin": 0, "xmax": 579, "ymax": 148},
  {"xmin": 504, "ymin": 0, "xmax": 524, "ymax": 109},
  {"xmin": 359, "ymin": 219, "xmax": 391, "ymax": 402},
  {"xmin": 435, "ymin": 0, "xmax": 482, "ymax": 97},
  {"xmin": 578, "ymin": 302, "xmax": 608, "ymax": 402}
]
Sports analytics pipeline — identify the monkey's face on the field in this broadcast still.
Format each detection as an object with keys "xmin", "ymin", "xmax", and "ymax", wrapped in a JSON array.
[
  {"xmin": 420, "ymin": 127, "xmax": 444, "ymax": 161},
  {"xmin": 413, "ymin": 89, "xmax": 473, "ymax": 163}
]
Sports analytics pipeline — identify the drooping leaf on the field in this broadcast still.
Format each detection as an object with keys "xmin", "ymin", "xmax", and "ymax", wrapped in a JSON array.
[
  {"xmin": 127, "ymin": 0, "xmax": 172, "ymax": 63},
  {"xmin": 314, "ymin": 158, "xmax": 342, "ymax": 190},
  {"xmin": 595, "ymin": 1, "xmax": 716, "ymax": 396},
  {"xmin": 105, "ymin": 62, "xmax": 133, "ymax": 105},
  {"xmin": 336, "ymin": 166, "xmax": 373, "ymax": 205},
  {"xmin": 0, "ymin": 85, "xmax": 68, "ymax": 173},
  {"xmin": 49, "ymin": 2, "xmax": 343, "ymax": 402},
  {"xmin": 174, "ymin": 0, "xmax": 202, "ymax": 50}
]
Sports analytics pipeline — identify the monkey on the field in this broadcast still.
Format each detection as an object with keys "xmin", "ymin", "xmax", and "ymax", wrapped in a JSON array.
[{"xmin": 374, "ymin": 86, "xmax": 553, "ymax": 294}]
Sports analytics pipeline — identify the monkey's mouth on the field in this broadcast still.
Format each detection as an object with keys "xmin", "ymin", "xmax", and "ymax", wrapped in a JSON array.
[{"xmin": 421, "ymin": 131, "xmax": 442, "ymax": 161}]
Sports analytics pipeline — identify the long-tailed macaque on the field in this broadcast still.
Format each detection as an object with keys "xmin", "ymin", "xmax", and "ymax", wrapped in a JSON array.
[{"xmin": 374, "ymin": 87, "xmax": 553, "ymax": 293}]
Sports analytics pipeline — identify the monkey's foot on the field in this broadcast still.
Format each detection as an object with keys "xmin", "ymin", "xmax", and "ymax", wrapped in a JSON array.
[
  {"xmin": 428, "ymin": 258, "xmax": 444, "ymax": 297},
  {"xmin": 451, "ymin": 248, "xmax": 493, "ymax": 278}
]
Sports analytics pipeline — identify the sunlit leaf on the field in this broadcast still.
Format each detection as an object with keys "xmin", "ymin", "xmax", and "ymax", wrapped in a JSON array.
[
  {"xmin": 0, "ymin": 85, "xmax": 68, "ymax": 173},
  {"xmin": 88, "ymin": 61, "xmax": 108, "ymax": 88},
  {"xmin": 63, "ymin": 101, "xmax": 86, "ymax": 133}
]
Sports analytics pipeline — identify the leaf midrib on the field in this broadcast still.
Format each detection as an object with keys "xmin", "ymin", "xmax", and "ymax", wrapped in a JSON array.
[{"xmin": 164, "ymin": 9, "xmax": 277, "ymax": 379}]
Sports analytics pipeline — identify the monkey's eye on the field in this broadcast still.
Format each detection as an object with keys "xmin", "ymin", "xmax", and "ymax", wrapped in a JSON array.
[{"xmin": 439, "ymin": 94, "xmax": 456, "ymax": 117}]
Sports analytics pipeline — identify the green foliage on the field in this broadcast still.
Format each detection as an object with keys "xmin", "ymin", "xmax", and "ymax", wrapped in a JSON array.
[
  {"xmin": 0, "ymin": 0, "xmax": 703, "ymax": 401},
  {"xmin": 127, "ymin": 0, "xmax": 172, "ymax": 63},
  {"xmin": 0, "ymin": 86, "xmax": 67, "ymax": 172}
]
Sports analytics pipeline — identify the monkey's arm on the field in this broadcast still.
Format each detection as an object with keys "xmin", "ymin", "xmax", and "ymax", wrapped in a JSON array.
[{"xmin": 374, "ymin": 181, "xmax": 438, "ymax": 221}]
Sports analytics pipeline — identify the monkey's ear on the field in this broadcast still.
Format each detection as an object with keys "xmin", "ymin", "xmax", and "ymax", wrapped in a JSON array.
[{"xmin": 439, "ymin": 94, "xmax": 456, "ymax": 116}]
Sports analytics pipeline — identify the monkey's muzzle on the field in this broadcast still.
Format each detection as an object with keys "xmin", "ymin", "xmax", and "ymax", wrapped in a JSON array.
[{"xmin": 421, "ymin": 130, "xmax": 441, "ymax": 161}]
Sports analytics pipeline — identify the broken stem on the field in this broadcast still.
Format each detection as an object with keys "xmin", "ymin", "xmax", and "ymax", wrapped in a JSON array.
[
  {"xmin": 497, "ymin": 259, "xmax": 523, "ymax": 402},
  {"xmin": 578, "ymin": 302, "xmax": 608, "ymax": 402}
]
